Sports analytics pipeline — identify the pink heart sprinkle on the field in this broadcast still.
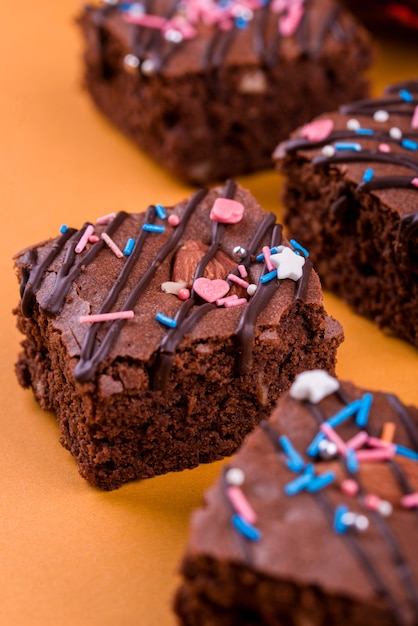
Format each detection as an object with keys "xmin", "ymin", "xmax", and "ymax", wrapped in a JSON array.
[
  {"xmin": 193, "ymin": 277, "xmax": 230, "ymax": 303},
  {"xmin": 300, "ymin": 119, "xmax": 334, "ymax": 142},
  {"xmin": 210, "ymin": 198, "xmax": 245, "ymax": 224}
]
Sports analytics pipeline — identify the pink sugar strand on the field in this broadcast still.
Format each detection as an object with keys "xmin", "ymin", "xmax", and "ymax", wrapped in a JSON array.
[
  {"xmin": 88, "ymin": 235, "xmax": 100, "ymax": 243},
  {"xmin": 363, "ymin": 494, "xmax": 381, "ymax": 511},
  {"xmin": 96, "ymin": 212, "xmax": 116, "ymax": 225},
  {"xmin": 75, "ymin": 225, "xmax": 95, "ymax": 254},
  {"xmin": 124, "ymin": 13, "xmax": 166, "ymax": 28},
  {"xmin": 412, "ymin": 105, "xmax": 418, "ymax": 129},
  {"xmin": 320, "ymin": 422, "xmax": 348, "ymax": 456},
  {"xmin": 227, "ymin": 486, "xmax": 257, "ymax": 524},
  {"xmin": 341, "ymin": 479, "xmax": 359, "ymax": 496},
  {"xmin": 79, "ymin": 310, "xmax": 134, "ymax": 324},
  {"xmin": 217, "ymin": 294, "xmax": 238, "ymax": 306},
  {"xmin": 346, "ymin": 430, "xmax": 368, "ymax": 450},
  {"xmin": 401, "ymin": 492, "xmax": 418, "ymax": 508},
  {"xmin": 262, "ymin": 246, "xmax": 275, "ymax": 272},
  {"xmin": 367, "ymin": 436, "xmax": 393, "ymax": 449},
  {"xmin": 356, "ymin": 447, "xmax": 395, "ymax": 462},
  {"xmin": 411, "ymin": 177, "xmax": 418, "ymax": 189},
  {"xmin": 224, "ymin": 297, "xmax": 248, "ymax": 308},
  {"xmin": 237, "ymin": 264, "xmax": 248, "ymax": 278},
  {"xmin": 228, "ymin": 273, "xmax": 250, "ymax": 289},
  {"xmin": 101, "ymin": 232, "xmax": 124, "ymax": 258}
]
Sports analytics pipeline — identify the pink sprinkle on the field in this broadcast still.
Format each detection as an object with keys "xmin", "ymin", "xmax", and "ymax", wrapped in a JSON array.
[
  {"xmin": 412, "ymin": 105, "xmax": 418, "ymax": 129},
  {"xmin": 217, "ymin": 294, "xmax": 238, "ymax": 306},
  {"xmin": 320, "ymin": 422, "xmax": 348, "ymax": 456},
  {"xmin": 341, "ymin": 479, "xmax": 359, "ymax": 496},
  {"xmin": 228, "ymin": 273, "xmax": 250, "ymax": 289},
  {"xmin": 411, "ymin": 178, "xmax": 418, "ymax": 188},
  {"xmin": 278, "ymin": 4, "xmax": 304, "ymax": 36},
  {"xmin": 364, "ymin": 494, "xmax": 381, "ymax": 511},
  {"xmin": 101, "ymin": 232, "xmax": 124, "ymax": 258},
  {"xmin": 237, "ymin": 264, "xmax": 248, "ymax": 278},
  {"xmin": 356, "ymin": 447, "xmax": 395, "ymax": 462},
  {"xmin": 168, "ymin": 214, "xmax": 180, "ymax": 227},
  {"xmin": 88, "ymin": 235, "xmax": 100, "ymax": 243},
  {"xmin": 262, "ymin": 246, "xmax": 275, "ymax": 272},
  {"xmin": 400, "ymin": 492, "xmax": 418, "ymax": 509},
  {"xmin": 124, "ymin": 13, "xmax": 166, "ymax": 29},
  {"xmin": 379, "ymin": 143, "xmax": 391, "ymax": 153},
  {"xmin": 300, "ymin": 118, "xmax": 334, "ymax": 142},
  {"xmin": 75, "ymin": 225, "xmax": 95, "ymax": 254},
  {"xmin": 224, "ymin": 297, "xmax": 247, "ymax": 308},
  {"xmin": 227, "ymin": 486, "xmax": 257, "ymax": 525},
  {"xmin": 346, "ymin": 430, "xmax": 368, "ymax": 450},
  {"xmin": 96, "ymin": 212, "xmax": 116, "ymax": 225},
  {"xmin": 79, "ymin": 310, "xmax": 134, "ymax": 323},
  {"xmin": 367, "ymin": 436, "xmax": 392, "ymax": 449},
  {"xmin": 178, "ymin": 288, "xmax": 190, "ymax": 300},
  {"xmin": 210, "ymin": 197, "xmax": 245, "ymax": 224}
]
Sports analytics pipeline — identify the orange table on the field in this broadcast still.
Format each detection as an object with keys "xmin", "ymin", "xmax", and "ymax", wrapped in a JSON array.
[{"xmin": 0, "ymin": 3, "xmax": 417, "ymax": 624}]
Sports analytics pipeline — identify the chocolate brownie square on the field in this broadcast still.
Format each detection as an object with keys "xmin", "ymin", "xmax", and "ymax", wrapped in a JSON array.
[
  {"xmin": 175, "ymin": 370, "xmax": 418, "ymax": 625},
  {"xmin": 78, "ymin": 0, "xmax": 372, "ymax": 184},
  {"xmin": 14, "ymin": 181, "xmax": 342, "ymax": 490},
  {"xmin": 274, "ymin": 79, "xmax": 418, "ymax": 348}
]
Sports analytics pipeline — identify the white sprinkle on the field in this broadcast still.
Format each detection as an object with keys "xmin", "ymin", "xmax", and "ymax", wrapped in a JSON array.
[
  {"xmin": 373, "ymin": 110, "xmax": 389, "ymax": 123},
  {"xmin": 377, "ymin": 500, "xmax": 393, "ymax": 517},
  {"xmin": 164, "ymin": 29, "xmax": 183, "ymax": 43},
  {"xmin": 389, "ymin": 126, "xmax": 402, "ymax": 140},
  {"xmin": 123, "ymin": 54, "xmax": 140, "ymax": 71},
  {"xmin": 247, "ymin": 283, "xmax": 257, "ymax": 296},
  {"xmin": 353, "ymin": 515, "xmax": 369, "ymax": 532},
  {"xmin": 322, "ymin": 145, "xmax": 336, "ymax": 157},
  {"xmin": 141, "ymin": 59, "xmax": 156, "ymax": 75},
  {"xmin": 346, "ymin": 118, "xmax": 360, "ymax": 130},
  {"xmin": 290, "ymin": 370, "xmax": 340, "ymax": 404},
  {"xmin": 225, "ymin": 468, "xmax": 245, "ymax": 486}
]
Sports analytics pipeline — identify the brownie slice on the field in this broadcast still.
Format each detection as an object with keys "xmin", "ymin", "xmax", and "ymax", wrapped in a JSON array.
[
  {"xmin": 175, "ymin": 371, "xmax": 418, "ymax": 626},
  {"xmin": 274, "ymin": 79, "xmax": 418, "ymax": 348},
  {"xmin": 13, "ymin": 181, "xmax": 342, "ymax": 490},
  {"xmin": 78, "ymin": 0, "xmax": 372, "ymax": 185}
]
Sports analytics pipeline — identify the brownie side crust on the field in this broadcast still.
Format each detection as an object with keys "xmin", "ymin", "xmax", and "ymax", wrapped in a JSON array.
[
  {"xmin": 274, "ymin": 80, "xmax": 418, "ymax": 348},
  {"xmin": 175, "ymin": 376, "xmax": 418, "ymax": 625},
  {"xmin": 78, "ymin": 0, "xmax": 373, "ymax": 184},
  {"xmin": 14, "ymin": 182, "xmax": 343, "ymax": 489}
]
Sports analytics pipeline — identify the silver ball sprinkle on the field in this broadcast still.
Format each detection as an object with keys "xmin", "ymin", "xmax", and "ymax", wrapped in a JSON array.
[
  {"xmin": 389, "ymin": 126, "xmax": 402, "ymax": 140},
  {"xmin": 346, "ymin": 118, "xmax": 360, "ymax": 131},
  {"xmin": 318, "ymin": 439, "xmax": 338, "ymax": 459},
  {"xmin": 232, "ymin": 245, "xmax": 247, "ymax": 261},
  {"xmin": 353, "ymin": 514, "xmax": 369, "ymax": 532},
  {"xmin": 373, "ymin": 109, "xmax": 389, "ymax": 123},
  {"xmin": 164, "ymin": 29, "xmax": 183, "ymax": 44},
  {"xmin": 225, "ymin": 467, "xmax": 245, "ymax": 486},
  {"xmin": 123, "ymin": 54, "xmax": 140, "ymax": 73},
  {"xmin": 128, "ymin": 2, "xmax": 145, "ymax": 16},
  {"xmin": 141, "ymin": 58, "xmax": 156, "ymax": 76},
  {"xmin": 247, "ymin": 283, "xmax": 257, "ymax": 297},
  {"xmin": 377, "ymin": 500, "xmax": 393, "ymax": 517}
]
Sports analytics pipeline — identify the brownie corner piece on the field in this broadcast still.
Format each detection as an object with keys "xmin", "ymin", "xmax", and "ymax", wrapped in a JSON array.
[
  {"xmin": 174, "ymin": 371, "xmax": 418, "ymax": 625},
  {"xmin": 77, "ymin": 0, "xmax": 373, "ymax": 184},
  {"xmin": 274, "ymin": 78, "xmax": 418, "ymax": 348},
  {"xmin": 14, "ymin": 181, "xmax": 342, "ymax": 489}
]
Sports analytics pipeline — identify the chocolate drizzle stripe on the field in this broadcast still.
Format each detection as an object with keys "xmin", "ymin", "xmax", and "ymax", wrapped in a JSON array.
[
  {"xmin": 45, "ymin": 212, "xmax": 129, "ymax": 316},
  {"xmin": 294, "ymin": 256, "xmax": 312, "ymax": 301},
  {"xmin": 385, "ymin": 393, "xmax": 418, "ymax": 451},
  {"xmin": 312, "ymin": 150, "xmax": 418, "ymax": 174},
  {"xmin": 74, "ymin": 188, "xmax": 208, "ymax": 382},
  {"xmin": 357, "ymin": 175, "xmax": 418, "ymax": 193},
  {"xmin": 21, "ymin": 227, "xmax": 78, "ymax": 317},
  {"xmin": 309, "ymin": 4, "xmax": 340, "ymax": 58}
]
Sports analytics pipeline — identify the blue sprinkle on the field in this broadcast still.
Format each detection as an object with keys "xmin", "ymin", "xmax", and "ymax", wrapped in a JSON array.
[
  {"xmin": 334, "ymin": 142, "xmax": 362, "ymax": 152},
  {"xmin": 395, "ymin": 445, "xmax": 418, "ymax": 461},
  {"xmin": 290, "ymin": 239, "xmax": 309, "ymax": 258},
  {"xmin": 232, "ymin": 514, "xmax": 262, "ymax": 541},
  {"xmin": 355, "ymin": 128, "xmax": 374, "ymax": 136},
  {"xmin": 259, "ymin": 269, "xmax": 277, "ymax": 283},
  {"xmin": 284, "ymin": 464, "xmax": 314, "ymax": 496},
  {"xmin": 255, "ymin": 246, "xmax": 279, "ymax": 262},
  {"xmin": 123, "ymin": 237, "xmax": 135, "ymax": 256},
  {"xmin": 355, "ymin": 393, "xmax": 373, "ymax": 428},
  {"xmin": 327, "ymin": 399, "xmax": 362, "ymax": 429},
  {"xmin": 307, "ymin": 471, "xmax": 336, "ymax": 493},
  {"xmin": 334, "ymin": 504, "xmax": 349, "ymax": 534},
  {"xmin": 60, "ymin": 224, "xmax": 68, "ymax": 234},
  {"xmin": 399, "ymin": 89, "xmax": 414, "ymax": 103},
  {"xmin": 279, "ymin": 435, "xmax": 305, "ymax": 473},
  {"xmin": 362, "ymin": 168, "xmax": 374, "ymax": 183},
  {"xmin": 402, "ymin": 138, "xmax": 418, "ymax": 151},
  {"xmin": 143, "ymin": 223, "xmax": 165, "ymax": 233},
  {"xmin": 307, "ymin": 432, "xmax": 326, "ymax": 457},
  {"xmin": 155, "ymin": 312, "xmax": 177, "ymax": 328},
  {"xmin": 235, "ymin": 16, "xmax": 249, "ymax": 29},
  {"xmin": 346, "ymin": 448, "xmax": 359, "ymax": 473},
  {"xmin": 155, "ymin": 203, "xmax": 167, "ymax": 219}
]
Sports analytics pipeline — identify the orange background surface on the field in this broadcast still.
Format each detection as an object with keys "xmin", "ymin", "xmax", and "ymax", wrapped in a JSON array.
[{"xmin": 0, "ymin": 2, "xmax": 417, "ymax": 625}]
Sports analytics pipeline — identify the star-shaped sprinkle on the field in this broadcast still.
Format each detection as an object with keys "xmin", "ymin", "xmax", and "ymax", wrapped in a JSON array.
[
  {"xmin": 269, "ymin": 246, "xmax": 305, "ymax": 281},
  {"xmin": 290, "ymin": 370, "xmax": 340, "ymax": 404}
]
